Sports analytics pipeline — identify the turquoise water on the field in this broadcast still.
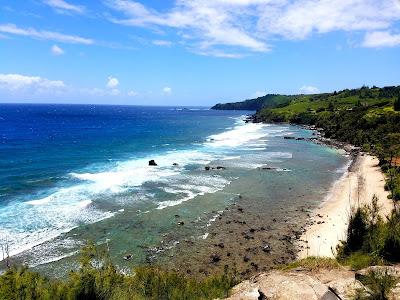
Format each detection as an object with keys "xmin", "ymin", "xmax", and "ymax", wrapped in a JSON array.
[{"xmin": 0, "ymin": 104, "xmax": 348, "ymax": 273}]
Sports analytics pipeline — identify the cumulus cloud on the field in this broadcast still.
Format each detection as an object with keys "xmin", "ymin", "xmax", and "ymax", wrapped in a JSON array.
[
  {"xmin": 44, "ymin": 0, "xmax": 85, "ymax": 14},
  {"xmin": 106, "ymin": 76, "xmax": 119, "ymax": 89},
  {"xmin": 51, "ymin": 44, "xmax": 65, "ymax": 55},
  {"xmin": 106, "ymin": 0, "xmax": 400, "ymax": 56},
  {"xmin": 299, "ymin": 85, "xmax": 320, "ymax": 94},
  {"xmin": 0, "ymin": 74, "xmax": 65, "ymax": 91},
  {"xmin": 362, "ymin": 31, "xmax": 400, "ymax": 48},
  {"xmin": 0, "ymin": 23, "xmax": 94, "ymax": 44},
  {"xmin": 163, "ymin": 87, "xmax": 172, "ymax": 95}
]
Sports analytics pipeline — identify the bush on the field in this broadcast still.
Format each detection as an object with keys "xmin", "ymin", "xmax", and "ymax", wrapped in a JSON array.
[
  {"xmin": 354, "ymin": 269, "xmax": 398, "ymax": 300},
  {"xmin": 394, "ymin": 96, "xmax": 400, "ymax": 111},
  {"xmin": 337, "ymin": 196, "xmax": 400, "ymax": 267},
  {"xmin": 0, "ymin": 243, "xmax": 238, "ymax": 300}
]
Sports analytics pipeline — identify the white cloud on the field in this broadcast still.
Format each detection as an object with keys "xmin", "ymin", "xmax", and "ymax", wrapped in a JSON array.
[
  {"xmin": 0, "ymin": 23, "xmax": 94, "ymax": 44},
  {"xmin": 152, "ymin": 40, "xmax": 172, "ymax": 47},
  {"xmin": 163, "ymin": 87, "xmax": 172, "ymax": 95},
  {"xmin": 128, "ymin": 90, "xmax": 138, "ymax": 96},
  {"xmin": 0, "ymin": 74, "xmax": 65, "ymax": 91},
  {"xmin": 106, "ymin": 0, "xmax": 400, "ymax": 55},
  {"xmin": 362, "ymin": 31, "xmax": 400, "ymax": 48},
  {"xmin": 51, "ymin": 44, "xmax": 65, "ymax": 55},
  {"xmin": 106, "ymin": 76, "xmax": 119, "ymax": 88},
  {"xmin": 107, "ymin": 0, "xmax": 270, "ymax": 54},
  {"xmin": 253, "ymin": 90, "xmax": 266, "ymax": 98},
  {"xmin": 44, "ymin": 0, "xmax": 85, "ymax": 14},
  {"xmin": 299, "ymin": 85, "xmax": 320, "ymax": 94}
]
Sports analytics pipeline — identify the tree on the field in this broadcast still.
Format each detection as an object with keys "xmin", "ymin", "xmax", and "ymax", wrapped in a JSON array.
[
  {"xmin": 394, "ymin": 95, "xmax": 400, "ymax": 111},
  {"xmin": 327, "ymin": 101, "xmax": 335, "ymax": 112}
]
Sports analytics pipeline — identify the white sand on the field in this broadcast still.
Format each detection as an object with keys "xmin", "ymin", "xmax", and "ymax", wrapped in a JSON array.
[{"xmin": 297, "ymin": 154, "xmax": 392, "ymax": 259}]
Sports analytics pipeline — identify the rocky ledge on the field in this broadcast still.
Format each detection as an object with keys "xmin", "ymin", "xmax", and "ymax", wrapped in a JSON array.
[{"xmin": 224, "ymin": 265, "xmax": 400, "ymax": 300}]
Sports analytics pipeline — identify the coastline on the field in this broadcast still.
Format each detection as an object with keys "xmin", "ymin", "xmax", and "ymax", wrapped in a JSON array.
[{"xmin": 297, "ymin": 153, "xmax": 392, "ymax": 259}]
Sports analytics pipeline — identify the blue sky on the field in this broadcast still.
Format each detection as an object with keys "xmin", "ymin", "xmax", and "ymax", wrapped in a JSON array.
[{"xmin": 0, "ymin": 0, "xmax": 400, "ymax": 106}]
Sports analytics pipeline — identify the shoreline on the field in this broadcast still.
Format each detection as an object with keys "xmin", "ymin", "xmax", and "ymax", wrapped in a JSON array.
[{"xmin": 297, "ymin": 153, "xmax": 392, "ymax": 259}]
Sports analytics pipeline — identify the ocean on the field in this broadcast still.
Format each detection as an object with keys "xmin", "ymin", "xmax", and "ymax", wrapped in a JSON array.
[{"xmin": 0, "ymin": 104, "xmax": 349, "ymax": 275}]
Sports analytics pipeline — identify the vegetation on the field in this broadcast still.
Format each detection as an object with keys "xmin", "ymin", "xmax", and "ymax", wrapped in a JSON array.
[
  {"xmin": 335, "ymin": 195, "xmax": 400, "ymax": 269},
  {"xmin": 211, "ymin": 94, "xmax": 296, "ymax": 110},
  {"xmin": 353, "ymin": 269, "xmax": 398, "ymax": 300},
  {"xmin": 394, "ymin": 95, "xmax": 400, "ymax": 111},
  {"xmin": 282, "ymin": 256, "xmax": 341, "ymax": 271},
  {"xmin": 0, "ymin": 242, "xmax": 238, "ymax": 300}
]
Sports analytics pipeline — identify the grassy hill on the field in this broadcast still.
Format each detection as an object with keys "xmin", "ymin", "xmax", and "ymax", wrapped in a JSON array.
[
  {"xmin": 211, "ymin": 94, "xmax": 296, "ymax": 110},
  {"xmin": 254, "ymin": 86, "xmax": 399, "ymax": 124}
]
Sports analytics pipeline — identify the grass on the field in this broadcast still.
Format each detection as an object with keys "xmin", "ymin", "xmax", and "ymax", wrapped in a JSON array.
[
  {"xmin": 282, "ymin": 257, "xmax": 341, "ymax": 271},
  {"xmin": 339, "ymin": 252, "xmax": 383, "ymax": 271}
]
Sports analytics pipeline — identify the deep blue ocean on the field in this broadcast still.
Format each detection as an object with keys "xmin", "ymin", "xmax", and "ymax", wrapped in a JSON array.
[{"xmin": 0, "ymin": 104, "xmax": 349, "ymax": 272}]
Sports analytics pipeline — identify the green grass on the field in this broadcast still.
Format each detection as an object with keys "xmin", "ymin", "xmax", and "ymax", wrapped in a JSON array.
[
  {"xmin": 339, "ymin": 252, "xmax": 382, "ymax": 271},
  {"xmin": 282, "ymin": 257, "xmax": 341, "ymax": 271}
]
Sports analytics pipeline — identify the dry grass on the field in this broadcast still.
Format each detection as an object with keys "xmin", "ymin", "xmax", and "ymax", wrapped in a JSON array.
[{"xmin": 281, "ymin": 257, "xmax": 342, "ymax": 272}]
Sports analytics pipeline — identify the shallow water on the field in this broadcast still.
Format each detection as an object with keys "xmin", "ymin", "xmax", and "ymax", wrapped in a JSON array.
[{"xmin": 0, "ymin": 104, "xmax": 349, "ymax": 275}]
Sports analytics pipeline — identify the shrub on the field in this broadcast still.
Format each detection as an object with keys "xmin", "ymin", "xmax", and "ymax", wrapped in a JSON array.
[
  {"xmin": 0, "ymin": 243, "xmax": 238, "ymax": 300},
  {"xmin": 354, "ymin": 269, "xmax": 398, "ymax": 300},
  {"xmin": 337, "ymin": 196, "xmax": 400, "ymax": 267},
  {"xmin": 394, "ymin": 95, "xmax": 400, "ymax": 111}
]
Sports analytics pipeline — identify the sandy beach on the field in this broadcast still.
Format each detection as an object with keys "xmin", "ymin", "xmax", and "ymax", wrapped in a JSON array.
[{"xmin": 298, "ymin": 154, "xmax": 392, "ymax": 259}]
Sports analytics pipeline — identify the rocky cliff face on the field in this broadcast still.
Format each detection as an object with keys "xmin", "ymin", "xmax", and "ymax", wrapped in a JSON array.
[{"xmin": 224, "ymin": 265, "xmax": 400, "ymax": 300}]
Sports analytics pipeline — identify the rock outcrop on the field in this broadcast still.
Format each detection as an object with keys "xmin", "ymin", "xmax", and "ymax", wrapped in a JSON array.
[
  {"xmin": 148, "ymin": 160, "xmax": 158, "ymax": 166},
  {"xmin": 224, "ymin": 266, "xmax": 400, "ymax": 300}
]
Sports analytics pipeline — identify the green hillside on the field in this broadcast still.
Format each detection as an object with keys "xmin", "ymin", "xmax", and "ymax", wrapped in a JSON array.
[
  {"xmin": 211, "ymin": 94, "xmax": 296, "ymax": 110},
  {"xmin": 254, "ymin": 86, "xmax": 400, "ymax": 125}
]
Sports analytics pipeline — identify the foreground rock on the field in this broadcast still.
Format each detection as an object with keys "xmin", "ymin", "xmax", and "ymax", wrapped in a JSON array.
[
  {"xmin": 224, "ymin": 266, "xmax": 400, "ymax": 300},
  {"xmin": 148, "ymin": 159, "xmax": 158, "ymax": 166}
]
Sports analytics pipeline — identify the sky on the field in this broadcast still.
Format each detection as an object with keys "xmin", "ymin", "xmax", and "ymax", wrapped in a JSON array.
[{"xmin": 0, "ymin": 0, "xmax": 400, "ymax": 106}]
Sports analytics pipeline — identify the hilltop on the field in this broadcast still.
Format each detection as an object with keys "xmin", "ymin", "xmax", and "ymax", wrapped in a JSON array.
[{"xmin": 211, "ymin": 94, "xmax": 296, "ymax": 110}]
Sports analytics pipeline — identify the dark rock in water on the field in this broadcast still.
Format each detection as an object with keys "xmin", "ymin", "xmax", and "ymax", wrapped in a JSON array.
[
  {"xmin": 250, "ymin": 262, "xmax": 259, "ymax": 270},
  {"xmin": 262, "ymin": 243, "xmax": 272, "ymax": 253},
  {"xmin": 205, "ymin": 166, "xmax": 210, "ymax": 171},
  {"xmin": 177, "ymin": 221, "xmax": 184, "ymax": 226},
  {"xmin": 149, "ymin": 160, "xmax": 158, "ymax": 166},
  {"xmin": 124, "ymin": 254, "xmax": 132, "ymax": 261},
  {"xmin": 216, "ymin": 242, "xmax": 225, "ymax": 249},
  {"xmin": 216, "ymin": 166, "xmax": 226, "ymax": 170},
  {"xmin": 261, "ymin": 166, "xmax": 278, "ymax": 170},
  {"xmin": 172, "ymin": 163, "xmax": 179, "ymax": 166},
  {"xmin": 210, "ymin": 254, "xmax": 221, "ymax": 263},
  {"xmin": 174, "ymin": 214, "xmax": 180, "ymax": 218},
  {"xmin": 284, "ymin": 136, "xmax": 295, "ymax": 140},
  {"xmin": 296, "ymin": 137, "xmax": 306, "ymax": 140}
]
